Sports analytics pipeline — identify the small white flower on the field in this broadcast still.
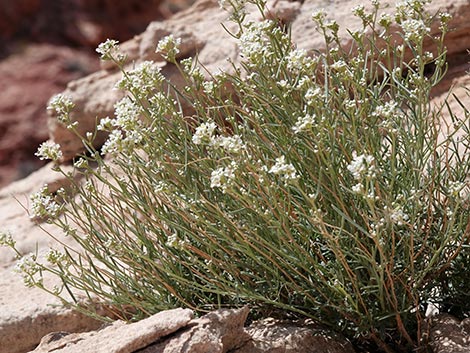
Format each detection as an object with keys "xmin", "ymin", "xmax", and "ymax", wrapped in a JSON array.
[
  {"xmin": 373, "ymin": 101, "xmax": 399, "ymax": 119},
  {"xmin": 214, "ymin": 135, "xmax": 245, "ymax": 153},
  {"xmin": 269, "ymin": 156, "xmax": 298, "ymax": 181},
  {"xmin": 330, "ymin": 59, "xmax": 348, "ymax": 72},
  {"xmin": 239, "ymin": 21, "xmax": 276, "ymax": 65},
  {"xmin": 305, "ymin": 87, "xmax": 323, "ymax": 106},
  {"xmin": 292, "ymin": 113, "xmax": 316, "ymax": 134},
  {"xmin": 192, "ymin": 121, "xmax": 217, "ymax": 145},
  {"xmin": 286, "ymin": 49, "xmax": 317, "ymax": 75},
  {"xmin": 45, "ymin": 248, "xmax": 66, "ymax": 265},
  {"xmin": 401, "ymin": 19, "xmax": 430, "ymax": 42},
  {"xmin": 48, "ymin": 94, "xmax": 74, "ymax": 113},
  {"xmin": 96, "ymin": 39, "xmax": 120, "ymax": 60},
  {"xmin": 113, "ymin": 97, "xmax": 141, "ymax": 131},
  {"xmin": 389, "ymin": 207, "xmax": 409, "ymax": 226},
  {"xmin": 73, "ymin": 158, "xmax": 88, "ymax": 169},
  {"xmin": 116, "ymin": 61, "xmax": 164, "ymax": 94},
  {"xmin": 97, "ymin": 117, "xmax": 115, "ymax": 131},
  {"xmin": 448, "ymin": 181, "xmax": 465, "ymax": 198},
  {"xmin": 210, "ymin": 163, "xmax": 237, "ymax": 193},
  {"xmin": 347, "ymin": 152, "xmax": 376, "ymax": 181},
  {"xmin": 30, "ymin": 185, "xmax": 62, "ymax": 219},
  {"xmin": 0, "ymin": 231, "xmax": 15, "ymax": 247},
  {"xmin": 101, "ymin": 130, "xmax": 124, "ymax": 155},
  {"xmin": 203, "ymin": 81, "xmax": 215, "ymax": 95},
  {"xmin": 156, "ymin": 35, "xmax": 181, "ymax": 62},
  {"xmin": 352, "ymin": 183, "xmax": 364, "ymax": 194},
  {"xmin": 379, "ymin": 13, "xmax": 393, "ymax": 28},
  {"xmin": 277, "ymin": 80, "xmax": 290, "ymax": 89},
  {"xmin": 311, "ymin": 9, "xmax": 326, "ymax": 23},
  {"xmin": 14, "ymin": 253, "xmax": 42, "ymax": 287},
  {"xmin": 35, "ymin": 141, "xmax": 63, "ymax": 161},
  {"xmin": 47, "ymin": 94, "xmax": 74, "ymax": 124}
]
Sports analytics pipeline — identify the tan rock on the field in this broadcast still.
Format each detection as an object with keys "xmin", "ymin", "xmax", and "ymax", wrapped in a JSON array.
[
  {"xmin": 0, "ymin": 266, "xmax": 103, "ymax": 353},
  {"xmin": 30, "ymin": 308, "xmax": 194, "ymax": 353},
  {"xmin": 140, "ymin": 307, "xmax": 250, "ymax": 353},
  {"xmin": 139, "ymin": 22, "xmax": 205, "ymax": 63},
  {"xmin": 0, "ymin": 163, "xmax": 101, "ymax": 353},
  {"xmin": 0, "ymin": 163, "xmax": 80, "ymax": 267},
  {"xmin": 234, "ymin": 318, "xmax": 355, "ymax": 353}
]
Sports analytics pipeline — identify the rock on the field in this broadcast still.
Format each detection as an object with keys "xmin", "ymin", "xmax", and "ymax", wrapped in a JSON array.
[
  {"xmin": 425, "ymin": 314, "xmax": 470, "ymax": 353},
  {"xmin": 0, "ymin": 162, "xmax": 82, "ymax": 267},
  {"xmin": 0, "ymin": 0, "xmax": 195, "ymax": 188},
  {"xmin": 0, "ymin": 0, "xmax": 41, "ymax": 43},
  {"xmin": 139, "ymin": 21, "xmax": 206, "ymax": 63},
  {"xmin": 0, "ymin": 44, "xmax": 98, "ymax": 188},
  {"xmin": 30, "ymin": 308, "xmax": 194, "ymax": 353},
  {"xmin": 234, "ymin": 317, "xmax": 355, "ymax": 353},
  {"xmin": 0, "ymin": 163, "xmax": 102, "ymax": 353},
  {"xmin": 141, "ymin": 307, "xmax": 250, "ymax": 353},
  {"xmin": 0, "ymin": 0, "xmax": 179, "ymax": 50},
  {"xmin": 0, "ymin": 266, "xmax": 103, "ymax": 353},
  {"xmin": 430, "ymin": 67, "xmax": 470, "ymax": 166},
  {"xmin": 27, "ymin": 307, "xmax": 356, "ymax": 353}
]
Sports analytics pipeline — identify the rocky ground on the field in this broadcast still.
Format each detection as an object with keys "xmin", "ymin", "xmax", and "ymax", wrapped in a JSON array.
[
  {"xmin": 0, "ymin": 0, "xmax": 191, "ymax": 188},
  {"xmin": 1, "ymin": 0, "xmax": 470, "ymax": 352}
]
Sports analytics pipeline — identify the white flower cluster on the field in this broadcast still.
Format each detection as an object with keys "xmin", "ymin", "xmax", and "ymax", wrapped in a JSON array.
[
  {"xmin": 156, "ymin": 35, "xmax": 181, "ymax": 62},
  {"xmin": 35, "ymin": 141, "xmax": 63, "ymax": 161},
  {"xmin": 101, "ymin": 130, "xmax": 125, "ymax": 156},
  {"xmin": 213, "ymin": 135, "xmax": 246, "ymax": 154},
  {"xmin": 304, "ymin": 87, "xmax": 324, "ymax": 106},
  {"xmin": 45, "ymin": 248, "xmax": 66, "ymax": 265},
  {"xmin": 192, "ymin": 121, "xmax": 217, "ymax": 145},
  {"xmin": 96, "ymin": 39, "xmax": 120, "ymax": 61},
  {"xmin": 286, "ymin": 49, "xmax": 317, "ymax": 75},
  {"xmin": 98, "ymin": 97, "xmax": 145, "ymax": 156},
  {"xmin": 373, "ymin": 101, "xmax": 399, "ymax": 119},
  {"xmin": 239, "ymin": 20, "xmax": 276, "ymax": 65},
  {"xmin": 211, "ymin": 163, "xmax": 237, "ymax": 193},
  {"xmin": 116, "ymin": 61, "xmax": 164, "ymax": 97},
  {"xmin": 448, "ymin": 181, "xmax": 465, "ymax": 198},
  {"xmin": 47, "ymin": 94, "xmax": 74, "ymax": 124},
  {"xmin": 30, "ymin": 185, "xmax": 63, "ymax": 219},
  {"xmin": 14, "ymin": 253, "xmax": 41, "ymax": 287},
  {"xmin": 292, "ymin": 113, "xmax": 316, "ymax": 134},
  {"xmin": 269, "ymin": 156, "xmax": 298, "ymax": 182},
  {"xmin": 347, "ymin": 152, "xmax": 376, "ymax": 181},
  {"xmin": 113, "ymin": 97, "xmax": 142, "ymax": 131},
  {"xmin": 166, "ymin": 233, "xmax": 186, "ymax": 250},
  {"xmin": 0, "ymin": 231, "xmax": 15, "ymax": 247},
  {"xmin": 389, "ymin": 207, "xmax": 409, "ymax": 226},
  {"xmin": 400, "ymin": 19, "xmax": 430, "ymax": 42}
]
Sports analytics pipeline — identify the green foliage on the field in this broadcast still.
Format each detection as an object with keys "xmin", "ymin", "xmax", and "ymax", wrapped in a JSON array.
[{"xmin": 3, "ymin": 0, "xmax": 469, "ymax": 351}]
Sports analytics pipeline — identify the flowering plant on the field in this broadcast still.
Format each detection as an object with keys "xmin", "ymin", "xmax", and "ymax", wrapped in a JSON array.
[{"xmin": 2, "ymin": 0, "xmax": 470, "ymax": 351}]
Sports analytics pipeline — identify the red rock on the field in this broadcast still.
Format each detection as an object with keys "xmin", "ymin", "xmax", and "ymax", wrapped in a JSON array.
[{"xmin": 0, "ymin": 44, "xmax": 99, "ymax": 188}]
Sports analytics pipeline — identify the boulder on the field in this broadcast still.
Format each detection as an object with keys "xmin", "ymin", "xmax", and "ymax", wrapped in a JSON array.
[
  {"xmin": 28, "ymin": 307, "xmax": 356, "ymax": 353},
  {"xmin": 0, "ymin": 44, "xmax": 98, "ymax": 188},
  {"xmin": 426, "ymin": 314, "xmax": 470, "ymax": 353},
  {"xmin": 0, "ymin": 266, "xmax": 103, "ymax": 353},
  {"xmin": 141, "ymin": 307, "xmax": 250, "ymax": 353},
  {"xmin": 235, "ymin": 317, "xmax": 356, "ymax": 353},
  {"xmin": 30, "ymin": 308, "xmax": 194, "ymax": 353}
]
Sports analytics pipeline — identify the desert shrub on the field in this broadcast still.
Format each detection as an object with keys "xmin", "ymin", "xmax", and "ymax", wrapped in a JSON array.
[{"xmin": 2, "ymin": 0, "xmax": 470, "ymax": 351}]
